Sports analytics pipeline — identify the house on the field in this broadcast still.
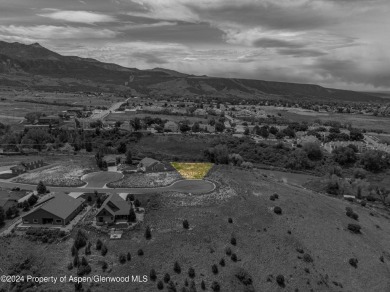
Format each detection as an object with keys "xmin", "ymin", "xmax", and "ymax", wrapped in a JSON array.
[
  {"xmin": 138, "ymin": 157, "xmax": 166, "ymax": 172},
  {"xmin": 0, "ymin": 191, "xmax": 18, "ymax": 211},
  {"xmin": 10, "ymin": 164, "xmax": 27, "ymax": 175},
  {"xmin": 38, "ymin": 115, "xmax": 61, "ymax": 125},
  {"xmin": 164, "ymin": 121, "xmax": 179, "ymax": 132},
  {"xmin": 95, "ymin": 193, "xmax": 131, "ymax": 225},
  {"xmin": 11, "ymin": 159, "xmax": 44, "ymax": 174},
  {"xmin": 22, "ymin": 194, "xmax": 84, "ymax": 226}
]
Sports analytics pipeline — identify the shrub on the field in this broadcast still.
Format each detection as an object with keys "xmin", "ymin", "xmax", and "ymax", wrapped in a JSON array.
[
  {"xmin": 212, "ymin": 264, "xmax": 218, "ymax": 274},
  {"xmin": 145, "ymin": 225, "xmax": 152, "ymax": 240},
  {"xmin": 101, "ymin": 244, "xmax": 108, "ymax": 256},
  {"xmin": 360, "ymin": 201, "xmax": 367, "ymax": 207},
  {"xmin": 270, "ymin": 193, "xmax": 279, "ymax": 201},
  {"xmin": 127, "ymin": 252, "xmax": 131, "ymax": 261},
  {"xmin": 231, "ymin": 253, "xmax": 237, "ymax": 262},
  {"xmin": 349, "ymin": 258, "xmax": 358, "ymax": 268},
  {"xmin": 211, "ymin": 281, "xmax": 220, "ymax": 291},
  {"xmin": 102, "ymin": 261, "xmax": 108, "ymax": 271},
  {"xmin": 230, "ymin": 237, "xmax": 237, "ymax": 246},
  {"xmin": 127, "ymin": 194, "xmax": 135, "ymax": 202},
  {"xmin": 67, "ymin": 262, "xmax": 73, "ymax": 270},
  {"xmin": 219, "ymin": 258, "xmax": 225, "ymax": 267},
  {"xmin": 137, "ymin": 249, "xmax": 144, "ymax": 256},
  {"xmin": 184, "ymin": 279, "xmax": 189, "ymax": 286},
  {"xmin": 73, "ymin": 254, "xmax": 79, "ymax": 267},
  {"xmin": 188, "ymin": 267, "xmax": 195, "ymax": 278},
  {"xmin": 164, "ymin": 273, "xmax": 171, "ymax": 283},
  {"xmin": 303, "ymin": 253, "xmax": 313, "ymax": 263},
  {"xmin": 274, "ymin": 206, "xmax": 282, "ymax": 215},
  {"xmin": 119, "ymin": 253, "xmax": 126, "ymax": 264},
  {"xmin": 276, "ymin": 275, "xmax": 285, "ymax": 287},
  {"xmin": 150, "ymin": 269, "xmax": 157, "ymax": 281},
  {"xmin": 174, "ymin": 261, "xmax": 181, "ymax": 274},
  {"xmin": 225, "ymin": 247, "xmax": 232, "ymax": 256},
  {"xmin": 346, "ymin": 210, "xmax": 359, "ymax": 221},
  {"xmin": 228, "ymin": 217, "xmax": 233, "ymax": 223},
  {"xmin": 157, "ymin": 280, "xmax": 164, "ymax": 290},
  {"xmin": 348, "ymin": 223, "xmax": 362, "ymax": 234},
  {"xmin": 183, "ymin": 220, "xmax": 189, "ymax": 229}
]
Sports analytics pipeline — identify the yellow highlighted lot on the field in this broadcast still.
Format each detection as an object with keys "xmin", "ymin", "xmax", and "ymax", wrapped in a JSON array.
[{"xmin": 171, "ymin": 162, "xmax": 213, "ymax": 180}]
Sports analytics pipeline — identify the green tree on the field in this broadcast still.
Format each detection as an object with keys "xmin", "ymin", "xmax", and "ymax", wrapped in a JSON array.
[
  {"xmin": 37, "ymin": 181, "xmax": 47, "ymax": 194},
  {"xmin": 128, "ymin": 207, "xmax": 137, "ymax": 223},
  {"xmin": 0, "ymin": 207, "xmax": 5, "ymax": 226},
  {"xmin": 125, "ymin": 149, "xmax": 132, "ymax": 165}
]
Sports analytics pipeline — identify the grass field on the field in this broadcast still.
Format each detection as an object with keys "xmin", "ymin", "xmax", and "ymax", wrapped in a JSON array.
[
  {"xmin": 1, "ymin": 165, "xmax": 390, "ymax": 291},
  {"xmin": 171, "ymin": 162, "xmax": 214, "ymax": 179},
  {"xmin": 106, "ymin": 112, "xmax": 209, "ymax": 123},
  {"xmin": 132, "ymin": 135, "xmax": 217, "ymax": 161},
  {"xmin": 263, "ymin": 106, "xmax": 390, "ymax": 133}
]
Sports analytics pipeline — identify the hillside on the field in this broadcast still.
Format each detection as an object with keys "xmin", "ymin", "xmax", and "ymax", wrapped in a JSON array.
[
  {"xmin": 0, "ymin": 40, "xmax": 386, "ymax": 103},
  {"xmin": 1, "ymin": 165, "xmax": 390, "ymax": 292}
]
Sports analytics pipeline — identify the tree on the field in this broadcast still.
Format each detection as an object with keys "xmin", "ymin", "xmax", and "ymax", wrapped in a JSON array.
[
  {"xmin": 145, "ymin": 225, "xmax": 152, "ymax": 240},
  {"xmin": 125, "ymin": 149, "xmax": 132, "ymax": 165},
  {"xmin": 150, "ymin": 269, "xmax": 157, "ymax": 281},
  {"xmin": 134, "ymin": 199, "xmax": 141, "ymax": 207},
  {"xmin": 174, "ymin": 261, "xmax": 181, "ymax": 274},
  {"xmin": 215, "ymin": 122, "xmax": 225, "ymax": 132},
  {"xmin": 96, "ymin": 239, "xmax": 103, "ymax": 250},
  {"xmin": 127, "ymin": 252, "xmax": 131, "ymax": 261},
  {"xmin": 117, "ymin": 142, "xmax": 127, "ymax": 154},
  {"xmin": 6, "ymin": 208, "xmax": 13, "ymax": 219},
  {"xmin": 37, "ymin": 181, "xmax": 47, "ymax": 194},
  {"xmin": 128, "ymin": 207, "xmax": 137, "ymax": 223},
  {"xmin": 192, "ymin": 122, "xmax": 200, "ymax": 133},
  {"xmin": 183, "ymin": 220, "xmax": 189, "ymax": 229},
  {"xmin": 0, "ymin": 207, "xmax": 5, "ymax": 226},
  {"xmin": 373, "ymin": 186, "xmax": 390, "ymax": 205},
  {"xmin": 360, "ymin": 150, "xmax": 390, "ymax": 172},
  {"xmin": 333, "ymin": 146, "xmax": 357, "ymax": 166},
  {"xmin": 188, "ymin": 267, "xmax": 195, "ymax": 278},
  {"xmin": 303, "ymin": 143, "xmax": 323, "ymax": 161},
  {"xmin": 130, "ymin": 118, "xmax": 142, "ymax": 131},
  {"xmin": 28, "ymin": 194, "xmax": 38, "ymax": 206},
  {"xmin": 85, "ymin": 140, "xmax": 93, "ymax": 152}
]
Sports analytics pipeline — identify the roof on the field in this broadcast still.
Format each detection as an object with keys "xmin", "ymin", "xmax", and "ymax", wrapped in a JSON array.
[
  {"xmin": 25, "ymin": 194, "xmax": 84, "ymax": 220},
  {"xmin": 0, "ymin": 197, "xmax": 17, "ymax": 208},
  {"xmin": 139, "ymin": 157, "xmax": 161, "ymax": 168},
  {"xmin": 98, "ymin": 193, "xmax": 131, "ymax": 216}
]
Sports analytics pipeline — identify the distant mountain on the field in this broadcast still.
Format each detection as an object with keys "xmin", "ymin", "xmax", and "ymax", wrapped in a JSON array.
[{"xmin": 0, "ymin": 40, "xmax": 386, "ymax": 103}]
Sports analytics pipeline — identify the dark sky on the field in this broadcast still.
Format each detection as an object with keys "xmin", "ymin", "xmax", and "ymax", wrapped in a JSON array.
[{"xmin": 1, "ymin": 0, "xmax": 389, "ymax": 90}]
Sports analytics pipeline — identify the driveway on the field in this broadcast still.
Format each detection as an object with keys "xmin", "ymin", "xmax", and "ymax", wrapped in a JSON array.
[{"xmin": 0, "ymin": 179, "xmax": 216, "ymax": 195}]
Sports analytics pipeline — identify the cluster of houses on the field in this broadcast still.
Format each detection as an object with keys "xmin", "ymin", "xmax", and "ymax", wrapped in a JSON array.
[{"xmin": 20, "ymin": 191, "xmax": 138, "ymax": 228}]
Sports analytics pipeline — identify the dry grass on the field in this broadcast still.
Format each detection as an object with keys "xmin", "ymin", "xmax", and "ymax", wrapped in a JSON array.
[{"xmin": 171, "ymin": 162, "xmax": 213, "ymax": 179}]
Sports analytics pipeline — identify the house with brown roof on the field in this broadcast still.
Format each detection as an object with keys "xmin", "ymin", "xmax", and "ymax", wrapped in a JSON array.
[
  {"xmin": 138, "ymin": 157, "xmax": 166, "ymax": 172},
  {"xmin": 10, "ymin": 159, "xmax": 44, "ymax": 174},
  {"xmin": 95, "ymin": 193, "xmax": 131, "ymax": 225},
  {"xmin": 0, "ymin": 190, "xmax": 18, "ymax": 211},
  {"xmin": 22, "ymin": 194, "xmax": 85, "ymax": 226}
]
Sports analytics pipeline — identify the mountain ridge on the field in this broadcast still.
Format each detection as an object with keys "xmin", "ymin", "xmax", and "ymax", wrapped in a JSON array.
[{"xmin": 0, "ymin": 40, "xmax": 385, "ymax": 103}]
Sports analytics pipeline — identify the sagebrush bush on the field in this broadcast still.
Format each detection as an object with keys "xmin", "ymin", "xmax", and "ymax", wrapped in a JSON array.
[
  {"xmin": 276, "ymin": 275, "xmax": 285, "ymax": 287},
  {"xmin": 150, "ymin": 269, "xmax": 157, "ymax": 281},
  {"xmin": 274, "ymin": 206, "xmax": 282, "ymax": 215},
  {"xmin": 349, "ymin": 258, "xmax": 358, "ymax": 268},
  {"xmin": 348, "ymin": 223, "xmax": 361, "ymax": 234}
]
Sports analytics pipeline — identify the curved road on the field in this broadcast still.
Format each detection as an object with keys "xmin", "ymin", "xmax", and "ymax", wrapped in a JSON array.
[{"xmin": 0, "ymin": 179, "xmax": 216, "ymax": 195}]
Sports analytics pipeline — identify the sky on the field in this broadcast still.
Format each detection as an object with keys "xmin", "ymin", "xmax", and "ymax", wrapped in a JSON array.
[{"xmin": 0, "ymin": 0, "xmax": 389, "ymax": 91}]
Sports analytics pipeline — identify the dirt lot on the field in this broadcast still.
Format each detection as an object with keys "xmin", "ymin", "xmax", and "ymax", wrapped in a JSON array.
[
  {"xmin": 107, "ymin": 171, "xmax": 181, "ymax": 188},
  {"xmin": 7, "ymin": 155, "xmax": 98, "ymax": 187},
  {"xmin": 1, "ymin": 165, "xmax": 390, "ymax": 292}
]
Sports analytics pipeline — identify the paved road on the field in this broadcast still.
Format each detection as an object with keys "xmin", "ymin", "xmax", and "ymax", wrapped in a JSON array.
[{"xmin": 0, "ymin": 179, "xmax": 216, "ymax": 195}]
